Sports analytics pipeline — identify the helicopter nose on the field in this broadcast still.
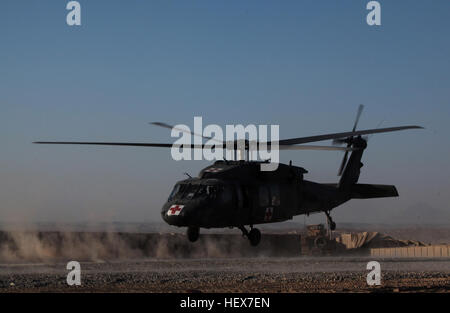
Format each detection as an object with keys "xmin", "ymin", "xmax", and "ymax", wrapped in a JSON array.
[{"xmin": 162, "ymin": 204, "xmax": 193, "ymax": 226}]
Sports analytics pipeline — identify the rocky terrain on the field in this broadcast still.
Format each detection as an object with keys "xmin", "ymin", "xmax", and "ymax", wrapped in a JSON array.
[{"xmin": 1, "ymin": 257, "xmax": 449, "ymax": 293}]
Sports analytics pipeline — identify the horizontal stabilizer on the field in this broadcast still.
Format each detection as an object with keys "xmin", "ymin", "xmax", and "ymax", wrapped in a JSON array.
[{"xmin": 351, "ymin": 184, "xmax": 399, "ymax": 199}]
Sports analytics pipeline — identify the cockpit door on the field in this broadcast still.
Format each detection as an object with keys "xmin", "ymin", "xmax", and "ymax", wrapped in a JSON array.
[
  {"xmin": 234, "ymin": 183, "xmax": 243, "ymax": 209},
  {"xmin": 232, "ymin": 183, "xmax": 250, "ymax": 225}
]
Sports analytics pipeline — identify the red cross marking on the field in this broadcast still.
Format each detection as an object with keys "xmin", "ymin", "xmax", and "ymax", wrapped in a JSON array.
[{"xmin": 168, "ymin": 205, "xmax": 184, "ymax": 216}]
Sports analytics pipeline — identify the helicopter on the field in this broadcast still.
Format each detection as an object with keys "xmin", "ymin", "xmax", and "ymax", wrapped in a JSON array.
[{"xmin": 34, "ymin": 106, "xmax": 422, "ymax": 246}]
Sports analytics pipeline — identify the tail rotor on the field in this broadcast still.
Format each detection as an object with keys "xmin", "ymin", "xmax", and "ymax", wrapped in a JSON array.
[{"xmin": 334, "ymin": 104, "xmax": 364, "ymax": 176}]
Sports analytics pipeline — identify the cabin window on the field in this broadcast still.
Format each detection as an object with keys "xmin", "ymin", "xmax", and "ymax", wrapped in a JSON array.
[
  {"xmin": 270, "ymin": 184, "xmax": 281, "ymax": 206},
  {"xmin": 259, "ymin": 186, "xmax": 270, "ymax": 207}
]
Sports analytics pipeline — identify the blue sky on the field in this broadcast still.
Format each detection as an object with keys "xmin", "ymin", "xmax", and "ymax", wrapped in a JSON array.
[{"xmin": 1, "ymin": 0, "xmax": 449, "ymax": 224}]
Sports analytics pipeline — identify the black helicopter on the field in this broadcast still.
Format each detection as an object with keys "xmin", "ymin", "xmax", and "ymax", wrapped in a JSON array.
[{"xmin": 35, "ymin": 106, "xmax": 422, "ymax": 246}]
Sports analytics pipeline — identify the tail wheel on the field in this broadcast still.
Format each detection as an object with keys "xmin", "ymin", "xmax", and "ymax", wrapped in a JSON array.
[
  {"xmin": 187, "ymin": 227, "xmax": 200, "ymax": 242},
  {"xmin": 248, "ymin": 228, "xmax": 261, "ymax": 246}
]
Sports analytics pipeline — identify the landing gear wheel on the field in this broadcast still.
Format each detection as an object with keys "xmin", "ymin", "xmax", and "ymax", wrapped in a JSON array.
[
  {"xmin": 248, "ymin": 228, "xmax": 261, "ymax": 246},
  {"xmin": 187, "ymin": 227, "xmax": 200, "ymax": 242}
]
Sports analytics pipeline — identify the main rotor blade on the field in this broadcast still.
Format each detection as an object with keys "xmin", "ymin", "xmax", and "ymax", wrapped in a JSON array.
[
  {"xmin": 34, "ymin": 141, "xmax": 175, "ymax": 148},
  {"xmin": 278, "ymin": 125, "xmax": 423, "ymax": 146},
  {"xmin": 33, "ymin": 141, "xmax": 225, "ymax": 149},
  {"xmin": 278, "ymin": 145, "xmax": 356, "ymax": 151},
  {"xmin": 151, "ymin": 122, "xmax": 222, "ymax": 143},
  {"xmin": 34, "ymin": 141, "xmax": 355, "ymax": 152}
]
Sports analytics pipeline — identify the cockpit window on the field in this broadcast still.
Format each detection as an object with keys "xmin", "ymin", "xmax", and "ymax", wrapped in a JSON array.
[
  {"xmin": 168, "ymin": 183, "xmax": 220, "ymax": 200},
  {"xmin": 168, "ymin": 184, "xmax": 181, "ymax": 201},
  {"xmin": 195, "ymin": 185, "xmax": 219, "ymax": 199},
  {"xmin": 196, "ymin": 185, "xmax": 215, "ymax": 197},
  {"xmin": 185, "ymin": 185, "xmax": 198, "ymax": 200}
]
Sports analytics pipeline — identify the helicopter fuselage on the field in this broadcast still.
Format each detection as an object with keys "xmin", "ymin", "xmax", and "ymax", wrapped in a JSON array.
[{"xmin": 161, "ymin": 160, "xmax": 350, "ymax": 229}]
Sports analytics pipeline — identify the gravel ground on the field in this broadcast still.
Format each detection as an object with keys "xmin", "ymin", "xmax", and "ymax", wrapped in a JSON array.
[{"xmin": 1, "ymin": 257, "xmax": 449, "ymax": 293}]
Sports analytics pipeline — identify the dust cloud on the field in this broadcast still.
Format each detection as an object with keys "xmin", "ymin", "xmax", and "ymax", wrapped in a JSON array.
[{"xmin": 0, "ymin": 231, "xmax": 301, "ymax": 263}]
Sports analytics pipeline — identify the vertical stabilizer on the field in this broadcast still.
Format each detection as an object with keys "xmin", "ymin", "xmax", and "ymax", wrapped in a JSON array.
[{"xmin": 338, "ymin": 136, "xmax": 367, "ymax": 190}]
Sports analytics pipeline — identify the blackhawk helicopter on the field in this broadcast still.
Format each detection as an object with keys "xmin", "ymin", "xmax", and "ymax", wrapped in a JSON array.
[{"xmin": 35, "ymin": 106, "xmax": 422, "ymax": 246}]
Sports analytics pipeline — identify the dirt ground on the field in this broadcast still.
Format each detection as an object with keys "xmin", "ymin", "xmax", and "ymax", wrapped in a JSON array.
[{"xmin": 1, "ymin": 257, "xmax": 449, "ymax": 293}]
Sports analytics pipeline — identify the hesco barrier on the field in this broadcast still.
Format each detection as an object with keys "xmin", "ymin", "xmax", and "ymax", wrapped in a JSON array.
[{"xmin": 370, "ymin": 245, "xmax": 450, "ymax": 258}]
